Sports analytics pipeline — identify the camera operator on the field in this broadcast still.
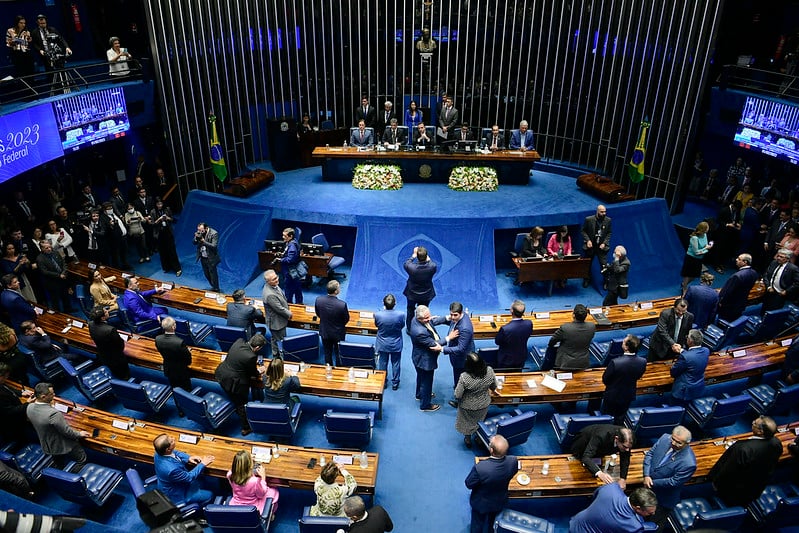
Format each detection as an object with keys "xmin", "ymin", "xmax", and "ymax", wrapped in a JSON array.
[
  {"xmin": 30, "ymin": 14, "xmax": 71, "ymax": 71},
  {"xmin": 193, "ymin": 223, "xmax": 221, "ymax": 292}
]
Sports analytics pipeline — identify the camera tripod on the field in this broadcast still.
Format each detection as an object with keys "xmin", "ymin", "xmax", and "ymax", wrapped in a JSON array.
[{"xmin": 48, "ymin": 57, "xmax": 76, "ymax": 95}]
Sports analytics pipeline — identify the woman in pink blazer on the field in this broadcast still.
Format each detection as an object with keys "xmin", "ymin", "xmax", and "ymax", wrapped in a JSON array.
[{"xmin": 227, "ymin": 450, "xmax": 280, "ymax": 518}]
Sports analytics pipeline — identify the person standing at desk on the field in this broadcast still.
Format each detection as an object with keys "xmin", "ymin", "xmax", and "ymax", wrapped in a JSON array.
[
  {"xmin": 464, "ymin": 435, "xmax": 517, "ymax": 533},
  {"xmin": 494, "ymin": 299, "xmax": 533, "ymax": 371},
  {"xmin": 262, "ymin": 269, "xmax": 292, "ymax": 357},
  {"xmin": 437, "ymin": 96, "xmax": 459, "ymax": 143},
  {"xmin": 276, "ymin": 227, "xmax": 303, "ymax": 304},
  {"xmin": 571, "ymin": 424, "xmax": 634, "ymax": 489},
  {"xmin": 193, "ymin": 222, "xmax": 221, "ymax": 292},
  {"xmin": 683, "ymin": 272, "xmax": 718, "ymax": 329},
  {"xmin": 547, "ymin": 304, "xmax": 595, "ymax": 371},
  {"xmin": 581, "ymin": 204, "xmax": 612, "ymax": 288},
  {"xmin": 315, "ymin": 280, "xmax": 350, "ymax": 366},
  {"xmin": 508, "ymin": 120, "xmax": 534, "ymax": 151},
  {"xmin": 215, "ymin": 334, "xmax": 267, "ymax": 436},
  {"xmin": 27, "ymin": 382, "xmax": 90, "ymax": 472},
  {"xmin": 88, "ymin": 305, "xmax": 130, "ymax": 379},
  {"xmin": 601, "ymin": 334, "xmax": 646, "ymax": 424},
  {"xmin": 602, "ymin": 245, "xmax": 630, "ymax": 306},
  {"xmin": 402, "ymin": 246, "xmax": 437, "ymax": 331},
  {"xmin": 669, "ymin": 329, "xmax": 709, "ymax": 406},
  {"xmin": 374, "ymin": 293, "xmax": 404, "ymax": 391},
  {"xmin": 642, "ymin": 426, "xmax": 696, "ymax": 524},
  {"xmin": 155, "ymin": 316, "xmax": 193, "ymax": 416},
  {"xmin": 647, "ymin": 298, "xmax": 693, "ymax": 362}
]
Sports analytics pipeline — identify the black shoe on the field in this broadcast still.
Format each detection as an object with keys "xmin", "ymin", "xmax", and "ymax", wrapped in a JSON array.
[
  {"xmin": 583, "ymin": 279, "xmax": 590, "ymax": 288},
  {"xmin": 241, "ymin": 428, "xmax": 252, "ymax": 436},
  {"xmin": 448, "ymin": 400, "xmax": 458, "ymax": 408},
  {"xmin": 421, "ymin": 404, "xmax": 441, "ymax": 412},
  {"xmin": 177, "ymin": 410, "xmax": 185, "ymax": 417},
  {"xmin": 392, "ymin": 384, "xmax": 399, "ymax": 390},
  {"xmin": 464, "ymin": 435, "xmax": 473, "ymax": 449}
]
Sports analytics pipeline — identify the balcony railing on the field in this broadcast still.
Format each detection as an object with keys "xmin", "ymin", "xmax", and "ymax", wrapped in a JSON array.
[{"xmin": 719, "ymin": 64, "xmax": 799, "ymax": 102}]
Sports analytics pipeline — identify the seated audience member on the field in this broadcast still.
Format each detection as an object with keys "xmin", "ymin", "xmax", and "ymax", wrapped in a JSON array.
[
  {"xmin": 227, "ymin": 450, "xmax": 279, "ymax": 518},
  {"xmin": 682, "ymin": 272, "xmax": 718, "ymax": 329},
  {"xmin": 88, "ymin": 268, "xmax": 119, "ymax": 311},
  {"xmin": 412, "ymin": 122, "xmax": 434, "ymax": 147},
  {"xmin": 570, "ymin": 485, "xmax": 657, "ymax": 533},
  {"xmin": 344, "ymin": 495, "xmax": 394, "ymax": 532},
  {"xmin": 226, "ymin": 289, "xmax": 265, "ymax": 339},
  {"xmin": 571, "ymin": 425, "xmax": 634, "ymax": 489},
  {"xmin": 547, "ymin": 225, "xmax": 572, "ymax": 257},
  {"xmin": 383, "ymin": 118, "xmax": 406, "ymax": 146},
  {"xmin": 521, "ymin": 227, "xmax": 547, "ymax": 258},
  {"xmin": 455, "ymin": 122, "xmax": 474, "ymax": 142},
  {"xmin": 263, "ymin": 357, "xmax": 301, "ymax": 409},
  {"xmin": 494, "ymin": 299, "xmax": 532, "ymax": 371},
  {"xmin": 18, "ymin": 320, "xmax": 78, "ymax": 365},
  {"xmin": 483, "ymin": 124, "xmax": 505, "ymax": 151},
  {"xmin": 350, "ymin": 119, "xmax": 374, "ymax": 148},
  {"xmin": 0, "ymin": 462, "xmax": 33, "ymax": 499},
  {"xmin": 310, "ymin": 462, "xmax": 357, "ymax": 516},
  {"xmin": 122, "ymin": 276, "xmax": 168, "ymax": 323},
  {"xmin": 153, "ymin": 433, "xmax": 215, "ymax": 506},
  {"xmin": 508, "ymin": 120, "xmax": 534, "ymax": 150},
  {"xmin": 548, "ymin": 304, "xmax": 595, "ymax": 371}
]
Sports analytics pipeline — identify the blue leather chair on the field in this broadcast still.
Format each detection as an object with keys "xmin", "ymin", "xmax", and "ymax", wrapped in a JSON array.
[
  {"xmin": 282, "ymin": 332, "xmax": 320, "ymax": 362},
  {"xmin": 110, "ymin": 378, "xmax": 173, "ymax": 414},
  {"xmin": 320, "ymin": 120, "xmax": 334, "ymax": 131},
  {"xmin": 744, "ymin": 381, "xmax": 799, "ymax": 415},
  {"xmin": 477, "ymin": 346, "xmax": 499, "ymax": 369},
  {"xmin": 125, "ymin": 467, "xmax": 199, "ymax": 523},
  {"xmin": 173, "ymin": 386, "xmax": 235, "ymax": 429},
  {"xmin": 338, "ymin": 341, "xmax": 376, "ymax": 369},
  {"xmin": 323, "ymin": 410, "xmax": 375, "ymax": 447},
  {"xmin": 667, "ymin": 497, "xmax": 746, "ymax": 532},
  {"xmin": 246, "ymin": 401, "xmax": 302, "ymax": 440},
  {"xmin": 74, "ymin": 284, "xmax": 94, "ymax": 321},
  {"xmin": 589, "ymin": 336, "xmax": 625, "ymax": 367},
  {"xmin": 741, "ymin": 307, "xmax": 791, "ymax": 342},
  {"xmin": 299, "ymin": 506, "xmax": 350, "ymax": 532},
  {"xmin": 120, "ymin": 302, "xmax": 162, "ymax": 337},
  {"xmin": 42, "ymin": 463, "xmax": 124, "ymax": 507},
  {"xmin": 349, "ymin": 126, "xmax": 374, "ymax": 142},
  {"xmin": 509, "ymin": 232, "xmax": 527, "ymax": 259},
  {"xmin": 685, "ymin": 394, "xmax": 750, "ymax": 432},
  {"xmin": 214, "ymin": 325, "xmax": 247, "ymax": 352},
  {"xmin": 56, "ymin": 357, "xmax": 113, "ymax": 403},
  {"xmin": 624, "ymin": 406, "xmax": 685, "ymax": 442},
  {"xmin": 204, "ymin": 502, "xmax": 274, "ymax": 532},
  {"xmin": 702, "ymin": 316, "xmax": 749, "ymax": 351},
  {"xmin": 311, "ymin": 233, "xmax": 346, "ymax": 279},
  {"xmin": 174, "ymin": 317, "xmax": 213, "ymax": 347},
  {"xmin": 16, "ymin": 340, "xmax": 64, "ymax": 380},
  {"xmin": 476, "ymin": 408, "xmax": 537, "ymax": 449},
  {"xmin": 0, "ymin": 444, "xmax": 54, "ymax": 483},
  {"xmin": 550, "ymin": 413, "xmax": 614, "ymax": 449},
  {"xmin": 747, "ymin": 483, "xmax": 799, "ymax": 528},
  {"xmin": 493, "ymin": 508, "xmax": 555, "ymax": 533}
]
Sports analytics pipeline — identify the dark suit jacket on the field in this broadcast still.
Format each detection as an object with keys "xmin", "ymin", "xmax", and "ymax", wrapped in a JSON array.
[
  {"xmin": 717, "ymin": 267, "xmax": 759, "ymax": 321},
  {"xmin": 765, "ymin": 219, "xmax": 789, "ymax": 250},
  {"xmin": 403, "ymin": 258, "xmax": 437, "ymax": 302},
  {"xmin": 89, "ymin": 320, "xmax": 129, "ymax": 379},
  {"xmin": 642, "ymin": 433, "xmax": 697, "ymax": 509},
  {"xmin": 19, "ymin": 333, "xmax": 59, "ymax": 364},
  {"xmin": 36, "ymin": 251, "xmax": 67, "ymax": 292},
  {"xmin": 763, "ymin": 260, "xmax": 799, "ymax": 300},
  {"xmin": 465, "ymin": 455, "xmax": 518, "ymax": 513},
  {"xmin": 648, "ymin": 308, "xmax": 695, "ymax": 361},
  {"xmin": 215, "ymin": 338, "xmax": 259, "ymax": 397},
  {"xmin": 30, "ymin": 25, "xmax": 69, "ymax": 56},
  {"xmin": 0, "ymin": 384, "xmax": 29, "ymax": 441},
  {"xmin": 350, "ymin": 128, "xmax": 374, "ymax": 147},
  {"xmin": 438, "ymin": 314, "xmax": 475, "ymax": 369},
  {"xmin": 354, "ymin": 105, "xmax": 376, "ymax": 128},
  {"xmin": 483, "ymin": 132, "xmax": 506, "ymax": 150},
  {"xmin": 570, "ymin": 424, "xmax": 631, "ymax": 479},
  {"xmin": 708, "ymin": 436, "xmax": 783, "ymax": 506},
  {"xmin": 495, "ymin": 318, "xmax": 532, "ymax": 369},
  {"xmin": 314, "ymin": 294, "xmax": 349, "ymax": 341},
  {"xmin": 581, "ymin": 214, "xmax": 612, "ymax": 249},
  {"xmin": 375, "ymin": 109, "xmax": 396, "ymax": 138},
  {"xmin": 438, "ymin": 106, "xmax": 459, "ymax": 136},
  {"xmin": 604, "ymin": 256, "xmax": 630, "ymax": 292},
  {"xmin": 409, "ymin": 318, "xmax": 442, "ymax": 371},
  {"xmin": 412, "ymin": 128, "xmax": 435, "ymax": 147},
  {"xmin": 226, "ymin": 302, "xmax": 264, "ymax": 339},
  {"xmin": 0, "ymin": 289, "xmax": 36, "ymax": 332},
  {"xmin": 548, "ymin": 320, "xmax": 595, "ymax": 370},
  {"xmin": 601, "ymin": 353, "xmax": 647, "ymax": 413},
  {"xmin": 382, "ymin": 126, "xmax": 407, "ymax": 145},
  {"xmin": 683, "ymin": 284, "xmax": 719, "ymax": 329},
  {"xmin": 155, "ymin": 332, "xmax": 192, "ymax": 389},
  {"xmin": 670, "ymin": 346, "xmax": 709, "ymax": 401}
]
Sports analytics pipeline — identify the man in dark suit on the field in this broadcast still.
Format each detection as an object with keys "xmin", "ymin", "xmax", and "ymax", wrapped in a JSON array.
[
  {"xmin": 194, "ymin": 222, "xmax": 221, "ymax": 292},
  {"xmin": 717, "ymin": 253, "xmax": 759, "ymax": 322},
  {"xmin": 100, "ymin": 201, "xmax": 130, "ymax": 270},
  {"xmin": 29, "ymin": 14, "xmax": 71, "ymax": 71},
  {"xmin": 262, "ymin": 269, "xmax": 292, "ymax": 357},
  {"xmin": 581, "ymin": 205, "xmax": 612, "ymax": 288},
  {"xmin": 88, "ymin": 305, "xmax": 130, "ymax": 379},
  {"xmin": 439, "ymin": 302, "xmax": 475, "ymax": 408},
  {"xmin": 18, "ymin": 320, "xmax": 77, "ymax": 365},
  {"xmin": 437, "ymin": 96, "xmax": 459, "ymax": 142},
  {"xmin": 412, "ymin": 122, "xmax": 434, "ymax": 147},
  {"xmin": 714, "ymin": 200, "xmax": 742, "ymax": 271},
  {"xmin": 601, "ymin": 334, "xmax": 647, "ymax": 424},
  {"xmin": 0, "ymin": 362, "xmax": 33, "ymax": 445},
  {"xmin": 548, "ymin": 304, "xmax": 595, "ymax": 370},
  {"xmin": 761, "ymin": 248, "xmax": 799, "ymax": 314},
  {"xmin": 464, "ymin": 435, "xmax": 518, "ymax": 533},
  {"xmin": 354, "ymin": 96, "xmax": 376, "ymax": 128},
  {"xmin": 409, "ymin": 305, "xmax": 444, "ymax": 411},
  {"xmin": 571, "ymin": 424, "xmax": 634, "ymax": 489},
  {"xmin": 214, "ymin": 334, "xmax": 266, "ymax": 436},
  {"xmin": 602, "ymin": 245, "xmax": 630, "ymax": 306},
  {"xmin": 403, "ymin": 246, "xmax": 437, "ymax": 330},
  {"xmin": 132, "ymin": 187, "xmax": 156, "ymax": 254},
  {"xmin": 374, "ymin": 293, "xmax": 404, "ymax": 391},
  {"xmin": 0, "ymin": 274, "xmax": 36, "ymax": 332},
  {"xmin": 648, "ymin": 298, "xmax": 694, "ymax": 361},
  {"xmin": 226, "ymin": 289, "xmax": 265, "ymax": 340},
  {"xmin": 36, "ymin": 240, "xmax": 73, "ymax": 312},
  {"xmin": 683, "ymin": 272, "xmax": 719, "ymax": 329},
  {"xmin": 155, "ymin": 317, "xmax": 193, "ymax": 416},
  {"xmin": 483, "ymin": 124, "xmax": 505, "ymax": 151},
  {"xmin": 375, "ymin": 101, "xmax": 396, "ymax": 143},
  {"xmin": 763, "ymin": 210, "xmax": 790, "ymax": 264},
  {"xmin": 350, "ymin": 119, "xmax": 374, "ymax": 148},
  {"xmin": 670, "ymin": 329, "xmax": 709, "ymax": 405},
  {"xmin": 708, "ymin": 415, "xmax": 783, "ymax": 506},
  {"xmin": 314, "ymin": 280, "xmax": 350, "ymax": 366},
  {"xmin": 455, "ymin": 122, "xmax": 475, "ymax": 142},
  {"xmin": 382, "ymin": 118, "xmax": 406, "ymax": 147},
  {"xmin": 494, "ymin": 299, "xmax": 533, "ymax": 371},
  {"xmin": 643, "ymin": 426, "xmax": 696, "ymax": 521}
]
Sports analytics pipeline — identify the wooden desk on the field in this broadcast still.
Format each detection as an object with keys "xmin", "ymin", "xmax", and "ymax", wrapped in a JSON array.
[
  {"xmin": 491, "ymin": 336, "xmax": 791, "ymax": 406},
  {"xmin": 66, "ymin": 261, "xmax": 765, "ymax": 340},
  {"xmin": 11, "ymin": 383, "xmax": 378, "ymax": 494},
  {"xmin": 311, "ymin": 146, "xmax": 541, "ymax": 184},
  {"xmin": 482, "ymin": 425, "xmax": 798, "ymax": 498},
  {"xmin": 512, "ymin": 257, "xmax": 591, "ymax": 294},
  {"xmin": 256, "ymin": 251, "xmax": 332, "ymax": 278},
  {"xmin": 34, "ymin": 309, "xmax": 386, "ymax": 418}
]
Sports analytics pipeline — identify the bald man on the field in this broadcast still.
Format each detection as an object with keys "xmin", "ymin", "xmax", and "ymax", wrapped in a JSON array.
[{"xmin": 465, "ymin": 435, "xmax": 518, "ymax": 533}]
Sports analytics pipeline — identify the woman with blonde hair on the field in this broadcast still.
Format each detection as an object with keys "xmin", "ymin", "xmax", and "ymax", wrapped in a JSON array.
[
  {"xmin": 227, "ymin": 450, "xmax": 279, "ymax": 518},
  {"xmin": 680, "ymin": 221, "xmax": 713, "ymax": 294},
  {"xmin": 263, "ymin": 357, "xmax": 301, "ymax": 410}
]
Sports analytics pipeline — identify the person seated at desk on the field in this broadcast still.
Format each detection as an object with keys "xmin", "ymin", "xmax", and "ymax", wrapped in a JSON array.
[
  {"xmin": 484, "ymin": 124, "xmax": 505, "ymax": 151},
  {"xmin": 383, "ymin": 118, "xmax": 406, "ymax": 147},
  {"xmin": 350, "ymin": 119, "xmax": 373, "ymax": 148},
  {"xmin": 509, "ymin": 120, "xmax": 535, "ymax": 151},
  {"xmin": 227, "ymin": 450, "xmax": 279, "ymax": 518},
  {"xmin": 88, "ymin": 268, "xmax": 119, "ymax": 311},
  {"xmin": 227, "ymin": 289, "xmax": 265, "ymax": 340},
  {"xmin": 153, "ymin": 433, "xmax": 215, "ymax": 506},
  {"xmin": 122, "ymin": 276, "xmax": 168, "ymax": 323},
  {"xmin": 412, "ymin": 122, "xmax": 434, "ymax": 147},
  {"xmin": 296, "ymin": 113, "xmax": 314, "ymax": 138},
  {"xmin": 263, "ymin": 357, "xmax": 301, "ymax": 410},
  {"xmin": 521, "ymin": 227, "xmax": 547, "ymax": 258},
  {"xmin": 547, "ymin": 226, "xmax": 572, "ymax": 258},
  {"xmin": 455, "ymin": 122, "xmax": 474, "ymax": 142},
  {"xmin": 309, "ymin": 462, "xmax": 357, "ymax": 517},
  {"xmin": 18, "ymin": 320, "xmax": 79, "ymax": 365}
]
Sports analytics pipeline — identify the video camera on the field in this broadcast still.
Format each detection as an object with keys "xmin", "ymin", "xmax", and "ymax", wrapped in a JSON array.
[{"xmin": 44, "ymin": 33, "xmax": 67, "ymax": 66}]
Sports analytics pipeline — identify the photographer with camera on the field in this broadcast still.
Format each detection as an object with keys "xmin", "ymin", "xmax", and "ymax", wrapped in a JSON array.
[
  {"xmin": 30, "ymin": 14, "xmax": 71, "ymax": 71},
  {"xmin": 193, "ymin": 222, "xmax": 221, "ymax": 292}
]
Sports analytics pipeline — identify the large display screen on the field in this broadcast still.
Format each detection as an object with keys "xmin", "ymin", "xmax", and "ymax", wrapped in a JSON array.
[
  {"xmin": 52, "ymin": 87, "xmax": 130, "ymax": 153},
  {"xmin": 0, "ymin": 105, "xmax": 64, "ymax": 185},
  {"xmin": 733, "ymin": 95, "xmax": 799, "ymax": 165}
]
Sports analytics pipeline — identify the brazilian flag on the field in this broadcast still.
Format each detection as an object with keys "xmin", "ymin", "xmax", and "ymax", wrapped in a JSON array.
[
  {"xmin": 628, "ymin": 118, "xmax": 650, "ymax": 183},
  {"xmin": 209, "ymin": 113, "xmax": 227, "ymax": 182}
]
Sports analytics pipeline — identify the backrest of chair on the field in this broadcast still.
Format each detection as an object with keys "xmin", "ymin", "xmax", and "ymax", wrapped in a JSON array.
[
  {"xmin": 704, "ymin": 394, "xmax": 749, "ymax": 428},
  {"xmin": 694, "ymin": 506, "xmax": 747, "ymax": 530},
  {"xmin": 75, "ymin": 284, "xmax": 94, "ymax": 319},
  {"xmin": 214, "ymin": 325, "xmax": 247, "ymax": 352},
  {"xmin": 425, "ymin": 125, "xmax": 436, "ymax": 140},
  {"xmin": 311, "ymin": 233, "xmax": 330, "ymax": 251},
  {"xmin": 339, "ymin": 342, "xmax": 375, "ymax": 368},
  {"xmin": 772, "ymin": 383, "xmax": 799, "ymax": 413},
  {"xmin": 513, "ymin": 233, "xmax": 527, "ymax": 254},
  {"xmin": 42, "ymin": 467, "xmax": 90, "ymax": 505},
  {"xmin": 324, "ymin": 411, "xmax": 371, "ymax": 445},
  {"xmin": 10, "ymin": 444, "xmax": 53, "ymax": 482},
  {"xmin": 633, "ymin": 407, "xmax": 685, "ymax": 438},
  {"xmin": 758, "ymin": 308, "xmax": 792, "ymax": 340},
  {"xmin": 563, "ymin": 415, "xmax": 614, "ymax": 444},
  {"xmin": 282, "ymin": 332, "xmax": 320, "ymax": 362},
  {"xmin": 246, "ymin": 402, "xmax": 291, "ymax": 425},
  {"xmin": 720, "ymin": 315, "xmax": 750, "ymax": 348},
  {"xmin": 320, "ymin": 120, "xmax": 334, "ymax": 131},
  {"xmin": 204, "ymin": 504, "xmax": 264, "ymax": 532},
  {"xmin": 349, "ymin": 127, "xmax": 374, "ymax": 139},
  {"xmin": 497, "ymin": 410, "xmax": 537, "ymax": 446},
  {"xmin": 173, "ymin": 318, "xmax": 190, "ymax": 336},
  {"xmin": 298, "ymin": 514, "xmax": 351, "ymax": 533},
  {"xmin": 110, "ymin": 378, "xmax": 151, "ymax": 412},
  {"xmin": 173, "ymin": 388, "xmax": 208, "ymax": 423},
  {"xmin": 477, "ymin": 347, "xmax": 498, "ymax": 368}
]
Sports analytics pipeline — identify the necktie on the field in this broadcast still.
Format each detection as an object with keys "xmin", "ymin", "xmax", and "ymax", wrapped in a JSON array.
[
  {"xmin": 360, "ymin": 131, "xmax": 364, "ymax": 142},
  {"xmin": 19, "ymin": 202, "xmax": 31, "ymax": 217},
  {"xmin": 90, "ymin": 224, "xmax": 97, "ymax": 249},
  {"xmin": 657, "ymin": 449, "xmax": 673, "ymax": 467},
  {"xmin": 492, "ymin": 135, "xmax": 498, "ymax": 148},
  {"xmin": 49, "ymin": 255, "xmax": 61, "ymax": 273},
  {"xmin": 674, "ymin": 315, "xmax": 682, "ymax": 340},
  {"xmin": 424, "ymin": 322, "xmax": 440, "ymax": 342}
]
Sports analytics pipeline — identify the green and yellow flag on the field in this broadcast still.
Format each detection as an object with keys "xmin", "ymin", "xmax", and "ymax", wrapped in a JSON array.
[
  {"xmin": 628, "ymin": 118, "xmax": 650, "ymax": 183},
  {"xmin": 208, "ymin": 113, "xmax": 227, "ymax": 182}
]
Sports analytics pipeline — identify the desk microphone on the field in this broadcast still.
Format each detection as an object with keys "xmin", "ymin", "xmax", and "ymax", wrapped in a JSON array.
[{"xmin": 768, "ymin": 318, "xmax": 799, "ymax": 346}]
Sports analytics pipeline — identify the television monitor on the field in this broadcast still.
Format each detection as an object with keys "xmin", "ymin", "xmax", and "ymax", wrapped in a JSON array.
[
  {"xmin": 301, "ymin": 243, "xmax": 324, "ymax": 256},
  {"xmin": 52, "ymin": 87, "xmax": 130, "ymax": 153},
  {"xmin": 264, "ymin": 239, "xmax": 285, "ymax": 253},
  {"xmin": 733, "ymin": 95, "xmax": 799, "ymax": 165}
]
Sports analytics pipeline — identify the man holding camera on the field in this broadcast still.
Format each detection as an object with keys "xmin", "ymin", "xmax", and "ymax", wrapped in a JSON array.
[
  {"xmin": 30, "ymin": 14, "xmax": 71, "ymax": 71},
  {"xmin": 193, "ymin": 222, "xmax": 221, "ymax": 292}
]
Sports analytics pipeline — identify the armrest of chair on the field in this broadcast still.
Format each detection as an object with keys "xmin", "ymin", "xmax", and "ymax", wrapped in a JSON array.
[
  {"xmin": 74, "ymin": 359, "xmax": 94, "ymax": 373},
  {"xmin": 717, "ymin": 318, "xmax": 734, "ymax": 329},
  {"xmin": 261, "ymin": 497, "xmax": 274, "ymax": 522},
  {"xmin": 289, "ymin": 401, "xmax": 302, "ymax": 419},
  {"xmin": 367, "ymin": 411, "xmax": 375, "ymax": 428},
  {"xmin": 328, "ymin": 244, "xmax": 343, "ymax": 251},
  {"xmin": 145, "ymin": 474, "xmax": 158, "ymax": 486},
  {"xmin": 190, "ymin": 386, "xmax": 203, "ymax": 395},
  {"xmin": 776, "ymin": 380, "xmax": 788, "ymax": 389}
]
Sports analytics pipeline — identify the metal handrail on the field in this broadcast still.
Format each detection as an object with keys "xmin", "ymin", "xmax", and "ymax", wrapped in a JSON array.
[{"xmin": 718, "ymin": 65, "xmax": 799, "ymax": 102}]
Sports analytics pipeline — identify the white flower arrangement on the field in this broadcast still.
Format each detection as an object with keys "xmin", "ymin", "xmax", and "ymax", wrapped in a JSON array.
[
  {"xmin": 352, "ymin": 163, "xmax": 403, "ymax": 190},
  {"xmin": 448, "ymin": 166, "xmax": 498, "ymax": 191}
]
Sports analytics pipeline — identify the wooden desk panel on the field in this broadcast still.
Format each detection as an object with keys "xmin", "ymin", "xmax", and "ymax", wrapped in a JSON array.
[
  {"xmin": 512, "ymin": 257, "xmax": 591, "ymax": 284},
  {"xmin": 256, "ymin": 251, "xmax": 332, "ymax": 278}
]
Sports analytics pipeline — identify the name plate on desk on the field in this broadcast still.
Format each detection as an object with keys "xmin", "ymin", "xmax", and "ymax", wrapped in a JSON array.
[
  {"xmin": 556, "ymin": 372, "xmax": 573, "ymax": 380},
  {"xmin": 359, "ymin": 311, "xmax": 373, "ymax": 319},
  {"xmin": 121, "ymin": 273, "xmax": 132, "ymax": 279},
  {"xmin": 284, "ymin": 364, "xmax": 300, "ymax": 373},
  {"xmin": 640, "ymin": 302, "xmax": 654, "ymax": 310},
  {"xmin": 204, "ymin": 292, "xmax": 217, "ymax": 299},
  {"xmin": 333, "ymin": 455, "xmax": 354, "ymax": 465},
  {"xmin": 479, "ymin": 315, "xmax": 494, "ymax": 322},
  {"xmin": 112, "ymin": 419, "xmax": 131, "ymax": 430},
  {"xmin": 782, "ymin": 338, "xmax": 794, "ymax": 347},
  {"xmin": 526, "ymin": 379, "xmax": 538, "ymax": 388},
  {"xmin": 34, "ymin": 306, "xmax": 44, "ymax": 315},
  {"xmin": 118, "ymin": 333, "xmax": 129, "ymax": 343},
  {"xmin": 732, "ymin": 349, "xmax": 747, "ymax": 358},
  {"xmin": 70, "ymin": 320, "xmax": 84, "ymax": 328},
  {"xmin": 53, "ymin": 402, "xmax": 69, "ymax": 413},
  {"xmin": 179, "ymin": 434, "xmax": 198, "ymax": 445},
  {"xmin": 535, "ymin": 312, "xmax": 550, "ymax": 319},
  {"xmin": 354, "ymin": 370, "xmax": 369, "ymax": 379},
  {"xmin": 541, "ymin": 375, "xmax": 567, "ymax": 392},
  {"xmin": 87, "ymin": 262, "xmax": 97, "ymax": 270},
  {"xmin": 60, "ymin": 326, "xmax": 71, "ymax": 334},
  {"xmin": 305, "ymin": 306, "xmax": 315, "ymax": 313}
]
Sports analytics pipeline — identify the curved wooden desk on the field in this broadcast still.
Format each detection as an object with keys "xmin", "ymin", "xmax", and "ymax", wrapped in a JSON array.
[{"xmin": 67, "ymin": 260, "xmax": 766, "ymax": 340}]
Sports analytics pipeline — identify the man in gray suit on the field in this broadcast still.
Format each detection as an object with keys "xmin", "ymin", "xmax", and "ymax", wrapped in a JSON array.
[
  {"xmin": 27, "ymin": 382, "xmax": 90, "ymax": 471},
  {"xmin": 262, "ymin": 269, "xmax": 292, "ymax": 357},
  {"xmin": 193, "ymin": 222, "xmax": 220, "ymax": 292},
  {"xmin": 648, "ymin": 298, "xmax": 694, "ymax": 361},
  {"xmin": 548, "ymin": 304, "xmax": 596, "ymax": 370}
]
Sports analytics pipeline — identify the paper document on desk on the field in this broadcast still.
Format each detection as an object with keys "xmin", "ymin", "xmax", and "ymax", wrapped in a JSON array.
[{"xmin": 541, "ymin": 374, "xmax": 566, "ymax": 392}]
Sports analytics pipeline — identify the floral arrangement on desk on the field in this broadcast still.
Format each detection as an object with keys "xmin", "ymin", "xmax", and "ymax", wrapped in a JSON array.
[
  {"xmin": 352, "ymin": 163, "xmax": 403, "ymax": 190},
  {"xmin": 448, "ymin": 166, "xmax": 498, "ymax": 192}
]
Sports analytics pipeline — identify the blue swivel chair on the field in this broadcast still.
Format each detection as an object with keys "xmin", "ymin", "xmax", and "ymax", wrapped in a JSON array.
[
  {"xmin": 0, "ymin": 444, "xmax": 54, "ymax": 483},
  {"xmin": 338, "ymin": 342, "xmax": 376, "ymax": 369},
  {"xmin": 668, "ymin": 497, "xmax": 746, "ymax": 532},
  {"xmin": 476, "ymin": 408, "xmax": 537, "ymax": 449},
  {"xmin": 685, "ymin": 394, "xmax": 750, "ymax": 432},
  {"xmin": 589, "ymin": 336, "xmax": 626, "ymax": 367},
  {"xmin": 509, "ymin": 233, "xmax": 528, "ymax": 259},
  {"xmin": 320, "ymin": 120, "xmax": 334, "ymax": 131},
  {"xmin": 16, "ymin": 341, "xmax": 63, "ymax": 380},
  {"xmin": 42, "ymin": 463, "xmax": 124, "ymax": 507},
  {"xmin": 299, "ymin": 506, "xmax": 350, "ymax": 532},
  {"xmin": 119, "ymin": 300, "xmax": 162, "ymax": 337},
  {"xmin": 741, "ymin": 307, "xmax": 792, "ymax": 342},
  {"xmin": 56, "ymin": 357, "xmax": 113, "ymax": 403},
  {"xmin": 74, "ymin": 284, "xmax": 94, "ymax": 320},
  {"xmin": 214, "ymin": 325, "xmax": 247, "ymax": 352},
  {"xmin": 550, "ymin": 413, "xmax": 614, "ymax": 449},
  {"xmin": 744, "ymin": 381, "xmax": 799, "ymax": 415},
  {"xmin": 204, "ymin": 502, "xmax": 274, "ymax": 532},
  {"xmin": 493, "ymin": 509, "xmax": 555, "ymax": 533},
  {"xmin": 282, "ymin": 332, "xmax": 320, "ymax": 362},
  {"xmin": 174, "ymin": 317, "xmax": 213, "ymax": 347},
  {"xmin": 311, "ymin": 233, "xmax": 346, "ymax": 279},
  {"xmin": 702, "ymin": 316, "xmax": 749, "ymax": 351},
  {"xmin": 477, "ymin": 347, "xmax": 499, "ymax": 369},
  {"xmin": 173, "ymin": 386, "xmax": 235, "ymax": 429},
  {"xmin": 323, "ymin": 410, "xmax": 375, "ymax": 448},
  {"xmin": 125, "ymin": 467, "xmax": 199, "ymax": 524},
  {"xmin": 245, "ymin": 402, "xmax": 302, "ymax": 441},
  {"xmin": 624, "ymin": 406, "xmax": 685, "ymax": 442},
  {"xmin": 747, "ymin": 483, "xmax": 799, "ymax": 528},
  {"xmin": 110, "ymin": 378, "xmax": 173, "ymax": 414}
]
